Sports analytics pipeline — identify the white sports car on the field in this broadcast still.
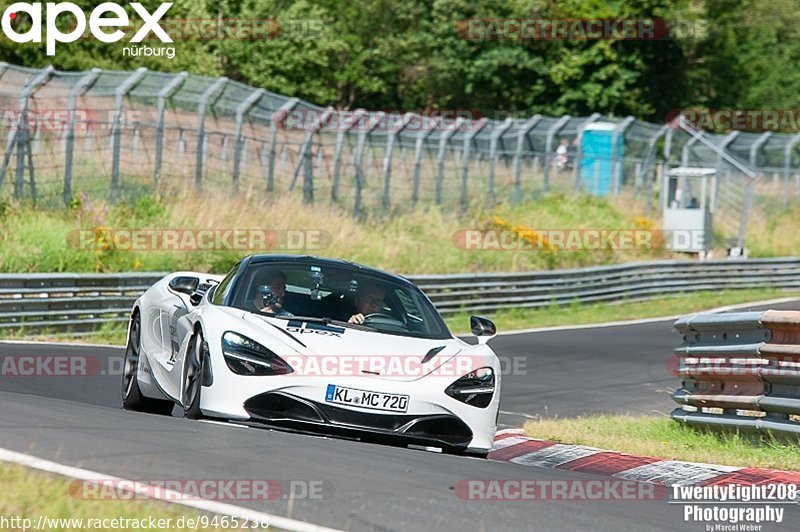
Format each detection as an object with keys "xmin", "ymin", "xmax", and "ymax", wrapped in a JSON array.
[{"xmin": 122, "ymin": 254, "xmax": 500, "ymax": 455}]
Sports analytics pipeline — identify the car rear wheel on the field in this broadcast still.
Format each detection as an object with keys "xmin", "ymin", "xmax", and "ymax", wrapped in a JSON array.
[
  {"xmin": 122, "ymin": 312, "xmax": 175, "ymax": 415},
  {"xmin": 183, "ymin": 328, "xmax": 206, "ymax": 419}
]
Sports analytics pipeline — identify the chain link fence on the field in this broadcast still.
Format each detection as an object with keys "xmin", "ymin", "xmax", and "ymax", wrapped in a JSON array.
[{"xmin": 1, "ymin": 62, "xmax": 798, "ymax": 226}]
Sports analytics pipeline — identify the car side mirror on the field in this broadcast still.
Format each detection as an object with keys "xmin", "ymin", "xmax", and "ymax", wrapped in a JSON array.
[
  {"xmin": 470, "ymin": 315, "xmax": 497, "ymax": 344},
  {"xmin": 168, "ymin": 276, "xmax": 199, "ymax": 296}
]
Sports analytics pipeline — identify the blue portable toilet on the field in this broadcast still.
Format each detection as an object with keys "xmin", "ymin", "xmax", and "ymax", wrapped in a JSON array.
[{"xmin": 579, "ymin": 122, "xmax": 622, "ymax": 196}]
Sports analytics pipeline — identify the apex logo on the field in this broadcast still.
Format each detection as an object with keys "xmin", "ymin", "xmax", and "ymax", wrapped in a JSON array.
[{"xmin": 1, "ymin": 2, "xmax": 173, "ymax": 55}]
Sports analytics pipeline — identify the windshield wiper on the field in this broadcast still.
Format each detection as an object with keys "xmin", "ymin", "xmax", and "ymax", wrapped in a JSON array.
[{"xmin": 277, "ymin": 315, "xmax": 377, "ymax": 331}]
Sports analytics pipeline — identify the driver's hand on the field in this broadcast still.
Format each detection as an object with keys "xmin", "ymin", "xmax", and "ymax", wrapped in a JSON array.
[{"xmin": 348, "ymin": 313, "xmax": 365, "ymax": 324}]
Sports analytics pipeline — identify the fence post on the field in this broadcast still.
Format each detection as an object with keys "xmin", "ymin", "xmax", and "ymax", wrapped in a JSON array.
[
  {"xmin": 290, "ymin": 107, "xmax": 334, "ymax": 203},
  {"xmin": 16, "ymin": 67, "xmax": 53, "ymax": 201},
  {"xmin": 542, "ymin": 114, "xmax": 570, "ymax": 191},
  {"xmin": 571, "ymin": 113, "xmax": 601, "ymax": 191},
  {"xmin": 460, "ymin": 117, "xmax": 487, "ymax": 211},
  {"xmin": 63, "ymin": 68, "xmax": 100, "ymax": 206},
  {"xmin": 110, "ymin": 67, "xmax": 147, "ymax": 202},
  {"xmin": 713, "ymin": 131, "xmax": 739, "ymax": 211},
  {"xmin": 663, "ymin": 126, "xmax": 674, "ymax": 166},
  {"xmin": 0, "ymin": 66, "xmax": 52, "ymax": 200},
  {"xmin": 331, "ymin": 109, "xmax": 364, "ymax": 202},
  {"xmin": 610, "ymin": 116, "xmax": 634, "ymax": 196},
  {"xmin": 266, "ymin": 97, "xmax": 299, "ymax": 192},
  {"xmin": 738, "ymin": 180, "xmax": 755, "ymax": 250},
  {"xmin": 512, "ymin": 115, "xmax": 541, "ymax": 204},
  {"xmin": 782, "ymin": 133, "xmax": 800, "ymax": 206},
  {"xmin": 353, "ymin": 112, "xmax": 384, "ymax": 216},
  {"xmin": 412, "ymin": 116, "xmax": 439, "ymax": 206},
  {"xmin": 487, "ymin": 117, "xmax": 513, "ymax": 206},
  {"xmin": 383, "ymin": 112, "xmax": 412, "ymax": 210},
  {"xmin": 680, "ymin": 132, "xmax": 702, "ymax": 166},
  {"xmin": 749, "ymin": 132, "xmax": 771, "ymax": 171},
  {"xmin": 232, "ymin": 89, "xmax": 264, "ymax": 193},
  {"xmin": 435, "ymin": 117, "xmax": 463, "ymax": 205},
  {"xmin": 153, "ymin": 71, "xmax": 187, "ymax": 189},
  {"xmin": 640, "ymin": 124, "xmax": 669, "ymax": 212},
  {"xmin": 194, "ymin": 76, "xmax": 228, "ymax": 190}
]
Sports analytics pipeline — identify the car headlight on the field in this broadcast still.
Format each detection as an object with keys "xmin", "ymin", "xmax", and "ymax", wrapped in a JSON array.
[
  {"xmin": 445, "ymin": 367, "xmax": 494, "ymax": 408},
  {"xmin": 222, "ymin": 331, "xmax": 293, "ymax": 376}
]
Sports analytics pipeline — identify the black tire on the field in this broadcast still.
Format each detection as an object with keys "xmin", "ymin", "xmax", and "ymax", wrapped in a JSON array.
[
  {"xmin": 122, "ymin": 312, "xmax": 175, "ymax": 415},
  {"xmin": 182, "ymin": 328, "xmax": 206, "ymax": 420}
]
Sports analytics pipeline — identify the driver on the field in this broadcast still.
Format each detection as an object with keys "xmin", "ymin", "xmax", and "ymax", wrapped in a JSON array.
[
  {"xmin": 252, "ymin": 270, "xmax": 294, "ymax": 317},
  {"xmin": 348, "ymin": 284, "xmax": 385, "ymax": 324}
]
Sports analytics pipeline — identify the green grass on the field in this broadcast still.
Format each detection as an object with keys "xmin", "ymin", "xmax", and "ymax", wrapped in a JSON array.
[
  {"xmin": 0, "ymin": 189, "xmax": 678, "ymax": 275},
  {"xmin": 444, "ymin": 288, "xmax": 800, "ymax": 333},
  {"xmin": 0, "ymin": 462, "xmax": 268, "ymax": 531},
  {"xmin": 524, "ymin": 415, "xmax": 800, "ymax": 471}
]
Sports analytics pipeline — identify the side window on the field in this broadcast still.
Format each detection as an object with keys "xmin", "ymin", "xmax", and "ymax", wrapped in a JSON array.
[
  {"xmin": 394, "ymin": 289, "xmax": 421, "ymax": 319},
  {"xmin": 211, "ymin": 267, "xmax": 237, "ymax": 306}
]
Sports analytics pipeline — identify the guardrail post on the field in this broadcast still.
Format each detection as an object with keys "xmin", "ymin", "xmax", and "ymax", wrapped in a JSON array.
[
  {"xmin": 411, "ymin": 116, "xmax": 439, "ymax": 206},
  {"xmin": 353, "ymin": 112, "xmax": 384, "ymax": 216},
  {"xmin": 572, "ymin": 113, "xmax": 601, "ymax": 191},
  {"xmin": 460, "ymin": 117, "xmax": 487, "ymax": 211},
  {"xmin": 290, "ymin": 107, "xmax": 334, "ymax": 204},
  {"xmin": 487, "ymin": 117, "xmax": 513, "ymax": 206},
  {"xmin": 194, "ymin": 76, "xmax": 228, "ymax": 190},
  {"xmin": 542, "ymin": 114, "xmax": 570, "ymax": 191},
  {"xmin": 153, "ymin": 71, "xmax": 187, "ymax": 189},
  {"xmin": 267, "ymin": 97, "xmax": 298, "ymax": 193},
  {"xmin": 611, "ymin": 116, "xmax": 634, "ymax": 196},
  {"xmin": 331, "ymin": 109, "xmax": 364, "ymax": 202},
  {"xmin": 110, "ymin": 67, "xmax": 147, "ymax": 203},
  {"xmin": 512, "ymin": 115, "xmax": 542, "ymax": 203},
  {"xmin": 383, "ymin": 113, "xmax": 413, "ymax": 210},
  {"xmin": 64, "ymin": 68, "xmax": 101, "ymax": 204},
  {"xmin": 435, "ymin": 117, "xmax": 463, "ymax": 205},
  {"xmin": 0, "ymin": 66, "xmax": 53, "ymax": 200},
  {"xmin": 231, "ymin": 89, "xmax": 264, "ymax": 193}
]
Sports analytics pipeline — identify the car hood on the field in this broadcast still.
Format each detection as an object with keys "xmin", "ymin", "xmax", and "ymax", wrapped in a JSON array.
[{"xmin": 242, "ymin": 312, "xmax": 464, "ymax": 382}]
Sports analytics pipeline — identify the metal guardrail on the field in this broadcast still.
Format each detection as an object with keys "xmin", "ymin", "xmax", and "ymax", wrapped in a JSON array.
[
  {"xmin": 0, "ymin": 273, "xmax": 163, "ymax": 334},
  {"xmin": 1, "ymin": 258, "xmax": 799, "ymax": 335},
  {"xmin": 671, "ymin": 310, "xmax": 800, "ymax": 437}
]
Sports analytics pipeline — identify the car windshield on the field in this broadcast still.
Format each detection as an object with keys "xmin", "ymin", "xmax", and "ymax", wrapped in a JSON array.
[{"xmin": 225, "ymin": 260, "xmax": 451, "ymax": 340}]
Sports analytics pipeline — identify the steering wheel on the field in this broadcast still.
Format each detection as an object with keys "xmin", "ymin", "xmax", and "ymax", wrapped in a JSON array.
[{"xmin": 362, "ymin": 312, "xmax": 407, "ymax": 329}]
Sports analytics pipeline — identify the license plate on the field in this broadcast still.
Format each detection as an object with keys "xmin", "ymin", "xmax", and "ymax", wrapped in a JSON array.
[{"xmin": 325, "ymin": 384, "xmax": 409, "ymax": 413}]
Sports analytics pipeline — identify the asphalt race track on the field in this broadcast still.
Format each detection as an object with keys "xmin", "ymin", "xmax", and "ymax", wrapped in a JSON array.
[{"xmin": 1, "ymin": 300, "xmax": 798, "ymax": 531}]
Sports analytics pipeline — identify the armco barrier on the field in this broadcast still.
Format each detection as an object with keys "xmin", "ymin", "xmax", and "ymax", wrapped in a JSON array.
[
  {"xmin": 0, "ymin": 257, "xmax": 799, "ymax": 335},
  {"xmin": 671, "ymin": 310, "xmax": 800, "ymax": 436}
]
